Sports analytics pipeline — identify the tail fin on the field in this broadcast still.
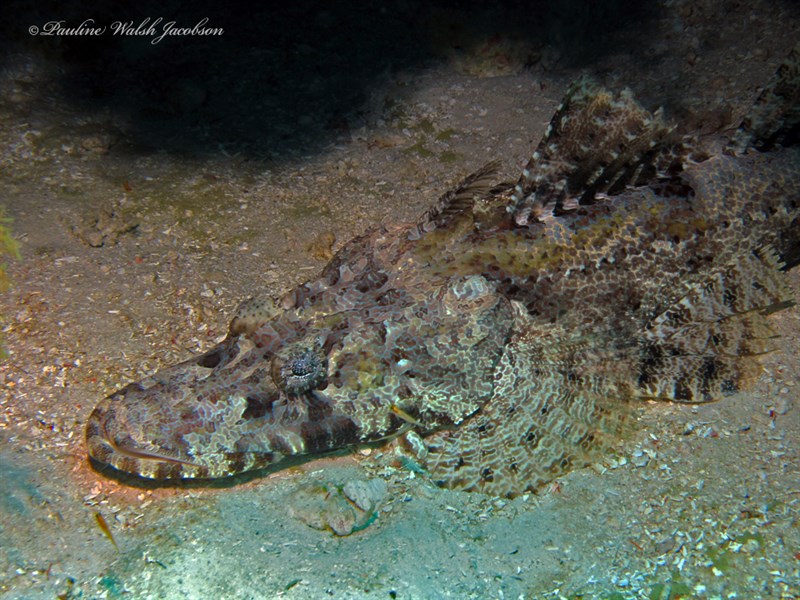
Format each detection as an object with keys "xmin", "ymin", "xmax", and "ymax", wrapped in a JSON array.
[
  {"xmin": 729, "ymin": 43, "xmax": 800, "ymax": 153},
  {"xmin": 510, "ymin": 79, "xmax": 675, "ymax": 225}
]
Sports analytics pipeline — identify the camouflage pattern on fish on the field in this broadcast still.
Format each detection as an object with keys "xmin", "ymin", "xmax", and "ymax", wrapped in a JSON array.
[{"xmin": 86, "ymin": 46, "xmax": 800, "ymax": 497}]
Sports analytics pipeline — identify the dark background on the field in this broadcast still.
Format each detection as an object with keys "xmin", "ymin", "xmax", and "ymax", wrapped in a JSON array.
[{"xmin": 0, "ymin": 0, "xmax": 662, "ymax": 159}]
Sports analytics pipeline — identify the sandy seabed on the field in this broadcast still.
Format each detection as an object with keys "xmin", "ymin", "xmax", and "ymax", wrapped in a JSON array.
[{"xmin": 1, "ymin": 1, "xmax": 798, "ymax": 598}]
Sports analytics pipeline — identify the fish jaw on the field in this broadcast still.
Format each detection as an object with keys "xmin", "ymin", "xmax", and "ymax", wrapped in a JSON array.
[
  {"xmin": 84, "ymin": 330, "xmax": 400, "ymax": 480},
  {"xmin": 86, "ymin": 384, "xmax": 214, "ymax": 479},
  {"xmin": 84, "ymin": 379, "xmax": 278, "ymax": 480}
]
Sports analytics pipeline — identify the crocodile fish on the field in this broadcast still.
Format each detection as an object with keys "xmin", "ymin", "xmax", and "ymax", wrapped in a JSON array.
[{"xmin": 87, "ymin": 47, "xmax": 800, "ymax": 497}]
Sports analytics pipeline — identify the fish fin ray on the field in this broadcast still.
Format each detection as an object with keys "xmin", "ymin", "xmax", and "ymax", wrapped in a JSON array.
[
  {"xmin": 638, "ymin": 247, "xmax": 795, "ymax": 403},
  {"xmin": 511, "ymin": 78, "xmax": 676, "ymax": 225},
  {"xmin": 424, "ymin": 326, "xmax": 635, "ymax": 497},
  {"xmin": 412, "ymin": 161, "xmax": 500, "ymax": 237}
]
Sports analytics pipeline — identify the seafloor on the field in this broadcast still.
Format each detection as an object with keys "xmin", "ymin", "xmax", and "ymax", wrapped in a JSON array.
[{"xmin": 0, "ymin": 1, "xmax": 798, "ymax": 598}]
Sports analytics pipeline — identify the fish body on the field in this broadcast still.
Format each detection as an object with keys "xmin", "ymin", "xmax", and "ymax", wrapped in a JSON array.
[
  {"xmin": 94, "ymin": 511, "xmax": 119, "ymax": 551},
  {"xmin": 87, "ymin": 49, "xmax": 800, "ymax": 497}
]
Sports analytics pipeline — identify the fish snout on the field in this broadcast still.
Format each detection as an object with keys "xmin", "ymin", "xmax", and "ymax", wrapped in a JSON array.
[{"xmin": 85, "ymin": 384, "xmax": 208, "ymax": 479}]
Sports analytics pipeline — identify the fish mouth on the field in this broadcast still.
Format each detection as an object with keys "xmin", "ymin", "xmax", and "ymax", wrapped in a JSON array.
[
  {"xmin": 85, "ymin": 386, "xmax": 209, "ymax": 479},
  {"xmin": 84, "ymin": 337, "xmax": 366, "ymax": 480},
  {"xmin": 99, "ymin": 415, "xmax": 199, "ymax": 466}
]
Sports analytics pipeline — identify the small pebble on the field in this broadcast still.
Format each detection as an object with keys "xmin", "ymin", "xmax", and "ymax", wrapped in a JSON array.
[
  {"xmin": 775, "ymin": 396, "xmax": 792, "ymax": 415},
  {"xmin": 655, "ymin": 536, "xmax": 676, "ymax": 555}
]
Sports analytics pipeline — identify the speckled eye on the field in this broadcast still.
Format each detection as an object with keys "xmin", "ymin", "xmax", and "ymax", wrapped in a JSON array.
[{"xmin": 271, "ymin": 338, "xmax": 328, "ymax": 394}]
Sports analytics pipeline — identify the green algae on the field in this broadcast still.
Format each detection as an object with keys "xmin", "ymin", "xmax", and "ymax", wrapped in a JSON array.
[
  {"xmin": 403, "ymin": 139, "xmax": 435, "ymax": 158},
  {"xmin": 435, "ymin": 128, "xmax": 458, "ymax": 141},
  {"xmin": 284, "ymin": 196, "xmax": 332, "ymax": 220},
  {"xmin": 98, "ymin": 575, "xmax": 126, "ymax": 598},
  {"xmin": 438, "ymin": 150, "xmax": 463, "ymax": 163},
  {"xmin": 416, "ymin": 118, "xmax": 436, "ymax": 135},
  {"xmin": 704, "ymin": 531, "xmax": 764, "ymax": 575},
  {"xmin": 403, "ymin": 141, "xmax": 463, "ymax": 164},
  {"xmin": 0, "ymin": 206, "xmax": 19, "ymax": 358},
  {"xmin": 0, "ymin": 207, "xmax": 17, "ymax": 292},
  {"xmin": 648, "ymin": 573, "xmax": 693, "ymax": 600}
]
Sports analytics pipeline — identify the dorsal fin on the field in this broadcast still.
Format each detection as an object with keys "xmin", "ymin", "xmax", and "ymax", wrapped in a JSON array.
[
  {"xmin": 510, "ymin": 78, "xmax": 675, "ymax": 226},
  {"xmin": 409, "ymin": 161, "xmax": 500, "ymax": 240},
  {"xmin": 729, "ymin": 43, "xmax": 800, "ymax": 153}
]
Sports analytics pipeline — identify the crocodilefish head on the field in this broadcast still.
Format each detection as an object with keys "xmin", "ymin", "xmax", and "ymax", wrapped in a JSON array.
[{"xmin": 86, "ymin": 253, "xmax": 516, "ymax": 480}]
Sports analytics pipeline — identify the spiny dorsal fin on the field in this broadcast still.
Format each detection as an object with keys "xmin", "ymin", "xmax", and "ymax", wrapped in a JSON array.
[
  {"xmin": 729, "ymin": 43, "xmax": 800, "ymax": 153},
  {"xmin": 510, "ymin": 78, "xmax": 675, "ymax": 225},
  {"xmin": 409, "ymin": 161, "xmax": 500, "ymax": 239}
]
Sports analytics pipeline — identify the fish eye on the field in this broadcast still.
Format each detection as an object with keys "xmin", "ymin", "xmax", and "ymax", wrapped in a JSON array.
[{"xmin": 271, "ymin": 338, "xmax": 328, "ymax": 395}]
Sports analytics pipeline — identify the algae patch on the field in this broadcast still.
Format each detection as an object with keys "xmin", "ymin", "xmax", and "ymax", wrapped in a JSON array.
[{"xmin": 0, "ymin": 206, "xmax": 19, "ymax": 357}]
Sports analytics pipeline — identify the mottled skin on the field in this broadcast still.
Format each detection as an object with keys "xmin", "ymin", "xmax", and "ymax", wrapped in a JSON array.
[{"xmin": 87, "ymin": 48, "xmax": 800, "ymax": 497}]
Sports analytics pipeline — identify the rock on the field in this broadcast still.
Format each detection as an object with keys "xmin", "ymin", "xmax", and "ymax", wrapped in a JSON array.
[
  {"xmin": 654, "ymin": 536, "xmax": 676, "ymax": 555},
  {"xmin": 72, "ymin": 207, "xmax": 138, "ymax": 247},
  {"xmin": 289, "ymin": 478, "xmax": 386, "ymax": 536},
  {"xmin": 80, "ymin": 134, "xmax": 112, "ymax": 155},
  {"xmin": 343, "ymin": 479, "xmax": 387, "ymax": 513}
]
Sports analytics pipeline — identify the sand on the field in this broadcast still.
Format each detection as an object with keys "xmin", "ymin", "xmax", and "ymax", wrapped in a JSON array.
[{"xmin": 0, "ymin": 1, "xmax": 798, "ymax": 598}]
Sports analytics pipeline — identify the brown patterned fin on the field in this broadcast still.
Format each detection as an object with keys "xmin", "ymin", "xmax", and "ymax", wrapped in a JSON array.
[
  {"xmin": 423, "ymin": 245, "xmax": 794, "ymax": 496},
  {"xmin": 424, "ymin": 320, "xmax": 636, "ymax": 498},
  {"xmin": 730, "ymin": 43, "xmax": 800, "ymax": 153},
  {"xmin": 410, "ymin": 161, "xmax": 500, "ymax": 239},
  {"xmin": 637, "ymin": 247, "xmax": 795, "ymax": 403},
  {"xmin": 511, "ymin": 78, "xmax": 675, "ymax": 225}
]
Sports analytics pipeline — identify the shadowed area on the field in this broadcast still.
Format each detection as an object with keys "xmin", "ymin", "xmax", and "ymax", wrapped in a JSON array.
[{"xmin": 0, "ymin": 0, "xmax": 661, "ymax": 160}]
